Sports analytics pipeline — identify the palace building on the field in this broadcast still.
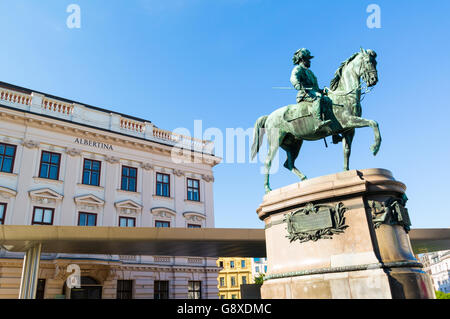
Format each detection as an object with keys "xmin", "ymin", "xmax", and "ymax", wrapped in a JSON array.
[
  {"xmin": 0, "ymin": 81, "xmax": 221, "ymax": 299},
  {"xmin": 216, "ymin": 257, "xmax": 254, "ymax": 299}
]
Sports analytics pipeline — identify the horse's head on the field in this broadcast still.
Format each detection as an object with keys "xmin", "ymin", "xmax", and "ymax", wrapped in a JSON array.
[
  {"xmin": 330, "ymin": 48, "xmax": 379, "ymax": 92},
  {"xmin": 358, "ymin": 48, "xmax": 378, "ymax": 87}
]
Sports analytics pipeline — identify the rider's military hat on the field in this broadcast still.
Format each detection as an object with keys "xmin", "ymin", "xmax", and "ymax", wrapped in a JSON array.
[{"xmin": 294, "ymin": 48, "xmax": 314, "ymax": 60}]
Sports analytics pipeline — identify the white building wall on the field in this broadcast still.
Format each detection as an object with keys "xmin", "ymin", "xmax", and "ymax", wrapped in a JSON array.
[
  {"xmin": 0, "ymin": 83, "xmax": 221, "ymax": 299},
  {"xmin": 420, "ymin": 250, "xmax": 450, "ymax": 294}
]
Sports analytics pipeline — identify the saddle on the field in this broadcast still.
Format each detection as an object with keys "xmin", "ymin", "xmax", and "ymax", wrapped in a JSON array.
[{"xmin": 283, "ymin": 102, "xmax": 312, "ymax": 122}]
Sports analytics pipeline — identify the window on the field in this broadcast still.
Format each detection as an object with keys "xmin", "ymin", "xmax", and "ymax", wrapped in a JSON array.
[
  {"xmin": 264, "ymin": 265, "xmax": 268, "ymax": 273},
  {"xmin": 156, "ymin": 173, "xmax": 170, "ymax": 197},
  {"xmin": 78, "ymin": 212, "xmax": 97, "ymax": 226},
  {"xmin": 117, "ymin": 280, "xmax": 133, "ymax": 299},
  {"xmin": 241, "ymin": 260, "xmax": 246, "ymax": 268},
  {"xmin": 187, "ymin": 224, "xmax": 201, "ymax": 228},
  {"xmin": 155, "ymin": 220, "xmax": 170, "ymax": 228},
  {"xmin": 255, "ymin": 266, "xmax": 260, "ymax": 273},
  {"xmin": 187, "ymin": 178, "xmax": 200, "ymax": 201},
  {"xmin": 154, "ymin": 281, "xmax": 169, "ymax": 299},
  {"xmin": 219, "ymin": 261, "xmax": 224, "ymax": 268},
  {"xmin": 32, "ymin": 207, "xmax": 54, "ymax": 225},
  {"xmin": 242, "ymin": 276, "xmax": 247, "ymax": 285},
  {"xmin": 230, "ymin": 261, "xmax": 235, "ymax": 269},
  {"xmin": 39, "ymin": 151, "xmax": 61, "ymax": 180},
  {"xmin": 188, "ymin": 281, "xmax": 201, "ymax": 299},
  {"xmin": 231, "ymin": 276, "xmax": 236, "ymax": 287},
  {"xmin": 231, "ymin": 294, "xmax": 237, "ymax": 299},
  {"xmin": 36, "ymin": 279, "xmax": 46, "ymax": 299},
  {"xmin": 121, "ymin": 166, "xmax": 137, "ymax": 192},
  {"xmin": 82, "ymin": 159, "xmax": 101, "ymax": 186},
  {"xmin": 0, "ymin": 203, "xmax": 6, "ymax": 225},
  {"xmin": 119, "ymin": 216, "xmax": 135, "ymax": 227},
  {"xmin": 220, "ymin": 295, "xmax": 225, "ymax": 299},
  {"xmin": 219, "ymin": 277, "xmax": 225, "ymax": 287},
  {"xmin": 0, "ymin": 143, "xmax": 16, "ymax": 173}
]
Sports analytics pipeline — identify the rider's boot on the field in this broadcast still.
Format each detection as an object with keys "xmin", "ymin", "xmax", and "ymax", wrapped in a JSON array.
[{"xmin": 312, "ymin": 97, "xmax": 331, "ymax": 132}]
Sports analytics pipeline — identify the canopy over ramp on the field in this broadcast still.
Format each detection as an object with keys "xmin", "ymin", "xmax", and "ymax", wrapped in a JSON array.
[
  {"xmin": 0, "ymin": 226, "xmax": 449, "ymax": 256},
  {"xmin": 0, "ymin": 225, "xmax": 448, "ymax": 299},
  {"xmin": 0, "ymin": 225, "xmax": 266, "ymax": 257}
]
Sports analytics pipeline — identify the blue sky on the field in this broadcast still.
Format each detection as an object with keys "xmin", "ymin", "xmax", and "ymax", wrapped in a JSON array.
[{"xmin": 0, "ymin": 0, "xmax": 449, "ymax": 229}]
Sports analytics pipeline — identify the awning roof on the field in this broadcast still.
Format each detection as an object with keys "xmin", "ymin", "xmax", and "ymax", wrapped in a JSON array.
[
  {"xmin": 0, "ymin": 226, "xmax": 448, "ymax": 257},
  {"xmin": 0, "ymin": 226, "xmax": 266, "ymax": 257}
]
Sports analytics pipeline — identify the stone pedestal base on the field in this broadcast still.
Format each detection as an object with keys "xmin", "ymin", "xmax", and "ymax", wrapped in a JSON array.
[{"xmin": 257, "ymin": 169, "xmax": 435, "ymax": 299}]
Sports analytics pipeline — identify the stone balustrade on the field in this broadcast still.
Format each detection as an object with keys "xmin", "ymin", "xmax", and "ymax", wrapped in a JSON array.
[
  {"xmin": 0, "ymin": 88, "xmax": 31, "ymax": 106},
  {"xmin": 0, "ymin": 85, "xmax": 215, "ymax": 155},
  {"xmin": 120, "ymin": 117, "xmax": 145, "ymax": 133},
  {"xmin": 154, "ymin": 256, "xmax": 171, "ymax": 263},
  {"xmin": 42, "ymin": 97, "xmax": 74, "ymax": 115},
  {"xmin": 153, "ymin": 127, "xmax": 213, "ymax": 153}
]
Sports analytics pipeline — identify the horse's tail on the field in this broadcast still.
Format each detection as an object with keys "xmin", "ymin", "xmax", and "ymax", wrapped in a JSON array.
[{"xmin": 251, "ymin": 115, "xmax": 268, "ymax": 160}]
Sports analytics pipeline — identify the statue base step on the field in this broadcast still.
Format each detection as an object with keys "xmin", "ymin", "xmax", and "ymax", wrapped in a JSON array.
[{"xmin": 257, "ymin": 168, "xmax": 435, "ymax": 299}]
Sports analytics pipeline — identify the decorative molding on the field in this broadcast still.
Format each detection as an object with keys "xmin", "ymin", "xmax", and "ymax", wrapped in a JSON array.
[
  {"xmin": 151, "ymin": 207, "xmax": 177, "ymax": 219},
  {"xmin": 201, "ymin": 174, "xmax": 214, "ymax": 182},
  {"xmin": 74, "ymin": 194, "xmax": 105, "ymax": 208},
  {"xmin": 183, "ymin": 211, "xmax": 206, "ymax": 222},
  {"xmin": 173, "ymin": 169, "xmax": 185, "ymax": 177},
  {"xmin": 104, "ymin": 155, "xmax": 120, "ymax": 164},
  {"xmin": 264, "ymin": 261, "xmax": 424, "ymax": 281},
  {"xmin": 0, "ymin": 105, "xmax": 220, "ymax": 167},
  {"xmin": 368, "ymin": 195, "xmax": 411, "ymax": 233},
  {"xmin": 29, "ymin": 188, "xmax": 63, "ymax": 204},
  {"xmin": 115, "ymin": 199, "xmax": 142, "ymax": 215},
  {"xmin": 284, "ymin": 202, "xmax": 348, "ymax": 243},
  {"xmin": 65, "ymin": 147, "xmax": 82, "ymax": 157},
  {"xmin": 152, "ymin": 194, "xmax": 174, "ymax": 202},
  {"xmin": 140, "ymin": 162, "xmax": 153, "ymax": 171},
  {"xmin": 22, "ymin": 139, "xmax": 40, "ymax": 149},
  {"xmin": 0, "ymin": 186, "xmax": 17, "ymax": 199}
]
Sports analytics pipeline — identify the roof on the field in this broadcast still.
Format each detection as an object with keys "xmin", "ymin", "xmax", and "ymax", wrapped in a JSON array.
[
  {"xmin": 0, "ymin": 226, "xmax": 266, "ymax": 257},
  {"xmin": 0, "ymin": 81, "xmax": 151, "ymax": 124},
  {"xmin": 0, "ymin": 226, "xmax": 448, "ymax": 257}
]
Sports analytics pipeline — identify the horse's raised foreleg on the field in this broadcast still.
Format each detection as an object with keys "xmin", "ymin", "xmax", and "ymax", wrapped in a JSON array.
[
  {"xmin": 345, "ymin": 116, "xmax": 381, "ymax": 156},
  {"xmin": 281, "ymin": 138, "xmax": 307, "ymax": 180},
  {"xmin": 342, "ymin": 130, "xmax": 355, "ymax": 171}
]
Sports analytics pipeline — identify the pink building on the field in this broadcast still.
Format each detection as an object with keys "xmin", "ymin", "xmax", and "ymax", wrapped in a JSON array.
[{"xmin": 0, "ymin": 81, "xmax": 221, "ymax": 299}]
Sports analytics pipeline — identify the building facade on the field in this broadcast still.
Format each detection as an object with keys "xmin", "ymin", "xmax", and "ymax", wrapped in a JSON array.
[
  {"xmin": 251, "ymin": 257, "xmax": 268, "ymax": 280},
  {"xmin": 216, "ymin": 257, "xmax": 253, "ymax": 299},
  {"xmin": 419, "ymin": 250, "xmax": 450, "ymax": 293},
  {"xmin": 0, "ymin": 82, "xmax": 221, "ymax": 299}
]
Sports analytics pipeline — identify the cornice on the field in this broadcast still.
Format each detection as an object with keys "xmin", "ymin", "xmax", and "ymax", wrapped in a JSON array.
[{"xmin": 0, "ymin": 105, "xmax": 221, "ymax": 167}]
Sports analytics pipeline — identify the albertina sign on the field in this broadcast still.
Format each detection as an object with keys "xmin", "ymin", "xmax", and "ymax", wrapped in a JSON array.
[{"xmin": 74, "ymin": 138, "xmax": 114, "ymax": 151}]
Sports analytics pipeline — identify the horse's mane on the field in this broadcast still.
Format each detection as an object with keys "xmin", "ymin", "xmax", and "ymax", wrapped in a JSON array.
[{"xmin": 329, "ymin": 52, "xmax": 359, "ymax": 91}]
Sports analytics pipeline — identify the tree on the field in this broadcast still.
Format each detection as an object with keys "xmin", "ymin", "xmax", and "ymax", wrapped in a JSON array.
[
  {"xmin": 435, "ymin": 291, "xmax": 450, "ymax": 299},
  {"xmin": 254, "ymin": 273, "xmax": 265, "ymax": 285}
]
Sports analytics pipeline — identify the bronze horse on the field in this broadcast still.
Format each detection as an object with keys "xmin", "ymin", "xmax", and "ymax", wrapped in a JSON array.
[{"xmin": 251, "ymin": 48, "xmax": 380, "ymax": 193}]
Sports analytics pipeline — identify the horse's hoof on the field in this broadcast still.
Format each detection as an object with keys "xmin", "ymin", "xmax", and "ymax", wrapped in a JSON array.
[{"xmin": 371, "ymin": 144, "xmax": 380, "ymax": 156}]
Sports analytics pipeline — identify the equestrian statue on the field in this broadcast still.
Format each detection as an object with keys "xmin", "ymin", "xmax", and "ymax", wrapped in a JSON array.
[{"xmin": 251, "ymin": 48, "xmax": 380, "ymax": 193}]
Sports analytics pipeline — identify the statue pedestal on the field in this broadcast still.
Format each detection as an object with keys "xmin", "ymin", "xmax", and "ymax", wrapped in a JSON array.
[{"xmin": 257, "ymin": 169, "xmax": 435, "ymax": 299}]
